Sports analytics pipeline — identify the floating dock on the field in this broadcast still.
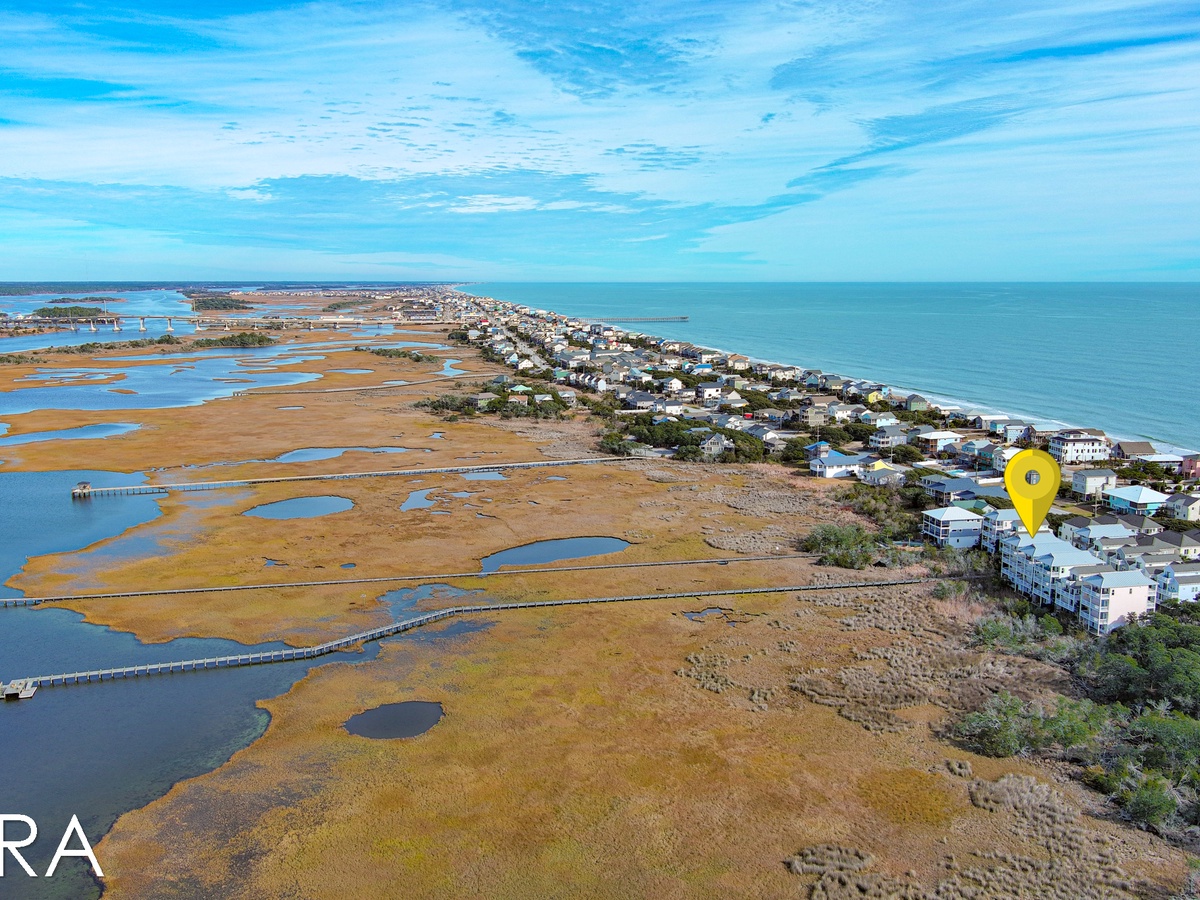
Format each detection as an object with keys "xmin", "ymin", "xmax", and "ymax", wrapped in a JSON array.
[{"xmin": 3, "ymin": 679, "xmax": 37, "ymax": 700}]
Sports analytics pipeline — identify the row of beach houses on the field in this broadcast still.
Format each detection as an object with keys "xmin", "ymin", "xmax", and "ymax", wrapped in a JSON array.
[{"xmin": 446, "ymin": 295, "xmax": 1199, "ymax": 634}]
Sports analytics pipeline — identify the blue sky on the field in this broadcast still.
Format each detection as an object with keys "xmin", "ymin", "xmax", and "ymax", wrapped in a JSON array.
[{"xmin": 0, "ymin": 0, "xmax": 1197, "ymax": 280}]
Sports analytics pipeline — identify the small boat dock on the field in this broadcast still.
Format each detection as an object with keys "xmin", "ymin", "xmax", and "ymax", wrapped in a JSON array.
[{"xmin": 3, "ymin": 679, "xmax": 37, "ymax": 700}]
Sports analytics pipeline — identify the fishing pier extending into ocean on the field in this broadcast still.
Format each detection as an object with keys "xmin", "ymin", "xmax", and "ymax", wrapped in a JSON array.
[{"xmin": 1, "ymin": 578, "xmax": 933, "ymax": 699}]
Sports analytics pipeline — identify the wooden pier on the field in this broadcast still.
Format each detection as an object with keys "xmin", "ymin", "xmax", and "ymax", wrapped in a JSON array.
[
  {"xmin": 5, "ymin": 579, "xmax": 932, "ymax": 697},
  {"xmin": 69, "ymin": 456, "xmax": 625, "ymax": 499},
  {"xmin": 585, "ymin": 316, "xmax": 688, "ymax": 323}
]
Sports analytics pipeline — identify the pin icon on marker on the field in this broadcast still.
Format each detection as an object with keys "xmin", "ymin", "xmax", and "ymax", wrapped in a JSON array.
[{"xmin": 1004, "ymin": 449, "xmax": 1061, "ymax": 538}]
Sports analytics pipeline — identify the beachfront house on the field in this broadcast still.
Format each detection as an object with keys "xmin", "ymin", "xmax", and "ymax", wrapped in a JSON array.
[
  {"xmin": 1113, "ymin": 440, "xmax": 1157, "ymax": 460},
  {"xmin": 1103, "ymin": 485, "xmax": 1170, "ymax": 516},
  {"xmin": 922, "ymin": 507, "xmax": 984, "ymax": 548},
  {"xmin": 1077, "ymin": 570, "xmax": 1156, "ymax": 634},
  {"xmin": 1072, "ymin": 469, "xmax": 1117, "ymax": 499},
  {"xmin": 1048, "ymin": 429, "xmax": 1110, "ymax": 465},
  {"xmin": 1184, "ymin": 456, "xmax": 1200, "ymax": 479}
]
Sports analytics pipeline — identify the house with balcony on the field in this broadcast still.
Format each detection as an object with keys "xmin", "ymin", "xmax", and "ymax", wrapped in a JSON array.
[
  {"xmin": 859, "ymin": 409, "xmax": 900, "ymax": 427},
  {"xmin": 1048, "ymin": 429, "xmax": 1110, "ymax": 464},
  {"xmin": 1066, "ymin": 522, "xmax": 1138, "ymax": 554},
  {"xmin": 1112, "ymin": 440, "xmax": 1157, "ymax": 460},
  {"xmin": 810, "ymin": 451, "xmax": 874, "ymax": 478},
  {"xmin": 999, "ymin": 533, "xmax": 1103, "ymax": 610},
  {"xmin": 869, "ymin": 425, "xmax": 908, "ymax": 451},
  {"xmin": 1165, "ymin": 494, "xmax": 1200, "ymax": 521},
  {"xmin": 1157, "ymin": 562, "xmax": 1200, "ymax": 605},
  {"xmin": 922, "ymin": 507, "xmax": 984, "ymax": 548},
  {"xmin": 911, "ymin": 430, "xmax": 963, "ymax": 455},
  {"xmin": 1103, "ymin": 485, "xmax": 1170, "ymax": 516},
  {"xmin": 1077, "ymin": 570, "xmax": 1156, "ymax": 634},
  {"xmin": 1072, "ymin": 469, "xmax": 1117, "ymax": 499}
]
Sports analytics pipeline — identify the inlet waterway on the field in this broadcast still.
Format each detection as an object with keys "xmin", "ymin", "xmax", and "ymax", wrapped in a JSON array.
[
  {"xmin": 0, "ymin": 468, "xmax": 485, "ymax": 900},
  {"xmin": 0, "ymin": 292, "xmax": 486, "ymax": 898}
]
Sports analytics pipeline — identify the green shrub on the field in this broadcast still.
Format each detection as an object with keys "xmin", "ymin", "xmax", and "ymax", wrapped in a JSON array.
[
  {"xmin": 953, "ymin": 692, "xmax": 1030, "ymax": 757},
  {"xmin": 1123, "ymin": 775, "xmax": 1176, "ymax": 826}
]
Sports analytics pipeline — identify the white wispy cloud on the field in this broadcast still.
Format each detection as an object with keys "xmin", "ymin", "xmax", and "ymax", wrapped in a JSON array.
[{"xmin": 0, "ymin": 0, "xmax": 1196, "ymax": 278}]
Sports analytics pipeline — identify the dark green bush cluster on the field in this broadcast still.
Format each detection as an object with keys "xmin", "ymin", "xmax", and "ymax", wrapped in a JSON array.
[
  {"xmin": 367, "ymin": 347, "xmax": 433, "ymax": 362},
  {"xmin": 599, "ymin": 413, "xmax": 764, "ymax": 463},
  {"xmin": 955, "ymin": 607, "xmax": 1200, "ymax": 831},
  {"xmin": 833, "ymin": 482, "xmax": 931, "ymax": 540},
  {"xmin": 192, "ymin": 332, "xmax": 274, "ymax": 348},
  {"xmin": 800, "ymin": 524, "xmax": 878, "ymax": 569}
]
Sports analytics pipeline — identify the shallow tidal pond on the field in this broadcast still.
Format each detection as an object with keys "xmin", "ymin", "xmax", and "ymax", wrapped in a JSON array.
[{"xmin": 343, "ymin": 701, "xmax": 444, "ymax": 739}]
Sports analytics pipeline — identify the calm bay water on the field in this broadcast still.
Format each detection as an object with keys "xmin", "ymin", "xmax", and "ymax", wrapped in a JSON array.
[
  {"xmin": 0, "ymin": 470, "xmax": 378, "ymax": 900},
  {"xmin": 467, "ymin": 283, "xmax": 1200, "ymax": 452}
]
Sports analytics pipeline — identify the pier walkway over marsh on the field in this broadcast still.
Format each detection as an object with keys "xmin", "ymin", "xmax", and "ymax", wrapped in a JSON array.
[
  {"xmin": 5, "ymin": 578, "xmax": 936, "ymax": 694},
  {"xmin": 70, "ymin": 456, "xmax": 626, "ymax": 499}
]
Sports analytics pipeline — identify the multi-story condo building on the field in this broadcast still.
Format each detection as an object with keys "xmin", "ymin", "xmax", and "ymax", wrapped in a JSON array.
[
  {"xmin": 1077, "ymin": 570, "xmax": 1156, "ymax": 634},
  {"xmin": 999, "ymin": 533, "xmax": 1104, "ymax": 609},
  {"xmin": 980, "ymin": 509, "xmax": 1050, "ymax": 554}
]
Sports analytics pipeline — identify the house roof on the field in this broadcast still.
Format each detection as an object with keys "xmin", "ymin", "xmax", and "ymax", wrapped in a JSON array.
[
  {"xmin": 1080, "ymin": 524, "xmax": 1137, "ymax": 540},
  {"xmin": 1104, "ymin": 485, "xmax": 1170, "ymax": 504},
  {"xmin": 1115, "ymin": 441, "xmax": 1157, "ymax": 456},
  {"xmin": 1084, "ymin": 570, "xmax": 1155, "ymax": 588},
  {"xmin": 924, "ymin": 507, "xmax": 984, "ymax": 523},
  {"xmin": 984, "ymin": 509, "xmax": 1023, "ymax": 523},
  {"xmin": 1037, "ymin": 546, "xmax": 1104, "ymax": 568},
  {"xmin": 1076, "ymin": 469, "xmax": 1117, "ymax": 478},
  {"xmin": 814, "ymin": 451, "xmax": 872, "ymax": 466}
]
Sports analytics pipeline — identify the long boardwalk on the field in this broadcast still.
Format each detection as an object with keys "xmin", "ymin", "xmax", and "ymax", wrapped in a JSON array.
[
  {"xmin": 0, "ymin": 553, "xmax": 814, "ymax": 608},
  {"xmin": 71, "ymin": 456, "xmax": 626, "ymax": 499},
  {"xmin": 237, "ymin": 370, "xmax": 506, "ymax": 397},
  {"xmin": 8, "ymin": 578, "xmax": 933, "ymax": 691}
]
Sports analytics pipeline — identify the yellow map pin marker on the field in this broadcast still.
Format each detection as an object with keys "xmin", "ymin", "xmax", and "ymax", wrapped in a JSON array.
[{"xmin": 1004, "ymin": 449, "xmax": 1061, "ymax": 538}]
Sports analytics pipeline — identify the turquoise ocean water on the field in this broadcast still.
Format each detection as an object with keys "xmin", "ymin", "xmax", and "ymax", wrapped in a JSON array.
[{"xmin": 466, "ymin": 284, "xmax": 1199, "ymax": 453}]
